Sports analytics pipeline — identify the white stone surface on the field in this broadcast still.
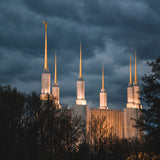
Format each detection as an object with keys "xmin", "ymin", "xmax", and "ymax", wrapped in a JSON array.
[
  {"xmin": 99, "ymin": 90, "xmax": 108, "ymax": 109},
  {"xmin": 41, "ymin": 73, "xmax": 50, "ymax": 94},
  {"xmin": 76, "ymin": 80, "xmax": 87, "ymax": 105},
  {"xmin": 76, "ymin": 99, "xmax": 87, "ymax": 105},
  {"xmin": 133, "ymin": 85, "xmax": 140, "ymax": 105},
  {"xmin": 124, "ymin": 108, "xmax": 141, "ymax": 139},
  {"xmin": 126, "ymin": 85, "xmax": 142, "ymax": 109},
  {"xmin": 77, "ymin": 80, "xmax": 85, "ymax": 100},
  {"xmin": 127, "ymin": 86, "xmax": 134, "ymax": 103},
  {"xmin": 52, "ymin": 86, "xmax": 59, "ymax": 105}
]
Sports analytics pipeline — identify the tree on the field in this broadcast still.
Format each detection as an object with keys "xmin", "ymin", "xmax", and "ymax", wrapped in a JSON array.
[
  {"xmin": 35, "ymin": 96, "xmax": 85, "ymax": 160},
  {"xmin": 0, "ymin": 85, "xmax": 25, "ymax": 160},
  {"xmin": 138, "ymin": 57, "xmax": 160, "ymax": 153},
  {"xmin": 22, "ymin": 91, "xmax": 41, "ymax": 160},
  {"xmin": 126, "ymin": 152, "xmax": 160, "ymax": 160},
  {"xmin": 90, "ymin": 115, "xmax": 113, "ymax": 154}
]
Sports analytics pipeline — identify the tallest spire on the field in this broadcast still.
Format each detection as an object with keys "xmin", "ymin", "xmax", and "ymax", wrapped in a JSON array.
[
  {"xmin": 79, "ymin": 42, "xmax": 83, "ymax": 79},
  {"xmin": 42, "ymin": 20, "xmax": 48, "ymax": 72},
  {"xmin": 102, "ymin": 64, "xmax": 104, "ymax": 89}
]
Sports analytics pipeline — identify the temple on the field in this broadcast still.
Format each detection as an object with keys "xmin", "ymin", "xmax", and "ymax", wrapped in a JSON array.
[
  {"xmin": 99, "ymin": 64, "xmax": 108, "ymax": 110},
  {"xmin": 40, "ymin": 22, "xmax": 142, "ymax": 140},
  {"xmin": 40, "ymin": 22, "xmax": 60, "ymax": 108},
  {"xmin": 75, "ymin": 42, "xmax": 87, "ymax": 105},
  {"xmin": 52, "ymin": 51, "xmax": 61, "ymax": 108},
  {"xmin": 40, "ymin": 21, "xmax": 51, "ymax": 101}
]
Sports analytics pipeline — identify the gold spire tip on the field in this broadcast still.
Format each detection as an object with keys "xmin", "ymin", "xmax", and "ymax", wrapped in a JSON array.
[
  {"xmin": 54, "ymin": 51, "xmax": 57, "ymax": 84},
  {"xmin": 102, "ymin": 64, "xmax": 105, "ymax": 89},
  {"xmin": 79, "ymin": 42, "xmax": 82, "ymax": 79},
  {"xmin": 42, "ymin": 20, "xmax": 47, "ymax": 25},
  {"xmin": 43, "ymin": 20, "xmax": 48, "ymax": 71}
]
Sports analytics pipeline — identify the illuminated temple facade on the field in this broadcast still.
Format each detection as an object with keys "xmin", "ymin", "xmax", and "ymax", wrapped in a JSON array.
[{"xmin": 40, "ymin": 22, "xmax": 142, "ymax": 139}]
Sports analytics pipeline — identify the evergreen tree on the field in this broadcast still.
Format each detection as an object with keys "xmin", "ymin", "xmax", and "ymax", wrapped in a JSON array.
[{"xmin": 138, "ymin": 57, "xmax": 160, "ymax": 153}]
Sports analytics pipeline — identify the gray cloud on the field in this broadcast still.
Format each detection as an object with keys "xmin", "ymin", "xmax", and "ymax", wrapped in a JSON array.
[{"xmin": 0, "ymin": 0, "xmax": 159, "ymax": 109}]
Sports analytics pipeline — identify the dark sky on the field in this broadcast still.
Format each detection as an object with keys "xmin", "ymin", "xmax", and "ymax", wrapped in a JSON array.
[{"xmin": 0, "ymin": 0, "xmax": 159, "ymax": 110}]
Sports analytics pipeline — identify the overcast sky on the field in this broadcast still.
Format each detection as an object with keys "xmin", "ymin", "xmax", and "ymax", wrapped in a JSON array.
[{"xmin": 0, "ymin": 0, "xmax": 159, "ymax": 110}]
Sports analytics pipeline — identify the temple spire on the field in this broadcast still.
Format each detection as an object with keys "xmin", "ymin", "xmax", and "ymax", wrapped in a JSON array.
[
  {"xmin": 79, "ymin": 42, "xmax": 82, "ymax": 79},
  {"xmin": 54, "ymin": 51, "xmax": 57, "ymax": 84},
  {"xmin": 130, "ymin": 53, "xmax": 132, "ymax": 84},
  {"xmin": 42, "ymin": 20, "xmax": 48, "ymax": 71},
  {"xmin": 102, "ymin": 64, "xmax": 104, "ymax": 89},
  {"xmin": 135, "ymin": 50, "xmax": 137, "ymax": 83}
]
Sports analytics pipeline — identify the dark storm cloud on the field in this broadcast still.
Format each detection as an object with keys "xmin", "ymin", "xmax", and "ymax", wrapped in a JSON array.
[
  {"xmin": 0, "ymin": 0, "xmax": 159, "ymax": 109},
  {"xmin": 24, "ymin": 0, "xmax": 160, "ymax": 58}
]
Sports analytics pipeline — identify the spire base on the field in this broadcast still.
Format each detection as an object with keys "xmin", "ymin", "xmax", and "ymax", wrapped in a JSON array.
[
  {"xmin": 128, "ymin": 83, "xmax": 133, "ymax": 87},
  {"xmin": 78, "ymin": 76, "xmax": 83, "ymax": 81},
  {"xmin": 53, "ymin": 82, "xmax": 58, "ymax": 87},
  {"xmin": 99, "ymin": 106, "xmax": 108, "ymax": 110},
  {"xmin": 133, "ymin": 81, "xmax": 138, "ymax": 86},
  {"xmin": 44, "ymin": 68, "xmax": 49, "ymax": 73},
  {"xmin": 76, "ymin": 99, "xmax": 87, "ymax": 105},
  {"xmin": 101, "ymin": 88, "xmax": 106, "ymax": 92}
]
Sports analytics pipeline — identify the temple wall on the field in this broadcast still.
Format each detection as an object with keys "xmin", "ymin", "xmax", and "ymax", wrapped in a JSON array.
[
  {"xmin": 124, "ymin": 108, "xmax": 141, "ymax": 139},
  {"xmin": 89, "ymin": 109, "xmax": 124, "ymax": 139},
  {"xmin": 72, "ymin": 105, "xmax": 90, "ymax": 141},
  {"xmin": 52, "ymin": 86, "xmax": 59, "ymax": 104},
  {"xmin": 71, "ymin": 106, "xmax": 142, "ymax": 141}
]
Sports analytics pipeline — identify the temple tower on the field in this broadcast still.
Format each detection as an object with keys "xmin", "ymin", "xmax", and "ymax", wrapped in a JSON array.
[
  {"xmin": 133, "ymin": 51, "xmax": 142, "ymax": 109},
  {"xmin": 72, "ymin": 42, "xmax": 89, "ymax": 142},
  {"xmin": 76, "ymin": 42, "xmax": 87, "ymax": 105},
  {"xmin": 40, "ymin": 21, "xmax": 51, "ymax": 100},
  {"xmin": 52, "ymin": 51, "xmax": 61, "ymax": 108},
  {"xmin": 99, "ymin": 64, "xmax": 108, "ymax": 109},
  {"xmin": 126, "ymin": 54, "xmax": 134, "ymax": 108},
  {"xmin": 124, "ymin": 51, "xmax": 142, "ymax": 139}
]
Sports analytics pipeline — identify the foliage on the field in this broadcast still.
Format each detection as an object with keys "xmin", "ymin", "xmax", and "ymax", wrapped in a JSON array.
[
  {"xmin": 0, "ymin": 85, "xmax": 84, "ymax": 160},
  {"xmin": 1, "ymin": 60, "xmax": 160, "ymax": 160},
  {"xmin": 141, "ymin": 57, "xmax": 160, "ymax": 131},
  {"xmin": 90, "ymin": 115, "xmax": 113, "ymax": 154},
  {"xmin": 0, "ymin": 85, "xmax": 25, "ymax": 159},
  {"xmin": 126, "ymin": 152, "xmax": 160, "ymax": 160},
  {"xmin": 137, "ymin": 57, "xmax": 160, "ymax": 153}
]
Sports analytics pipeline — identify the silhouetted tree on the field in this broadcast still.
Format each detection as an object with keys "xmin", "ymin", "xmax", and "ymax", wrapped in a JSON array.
[
  {"xmin": 137, "ymin": 57, "xmax": 160, "ymax": 153},
  {"xmin": 22, "ymin": 91, "xmax": 41, "ymax": 160},
  {"xmin": 91, "ymin": 115, "xmax": 113, "ymax": 154},
  {"xmin": 1, "ymin": 84, "xmax": 153, "ymax": 160},
  {"xmin": 0, "ymin": 85, "xmax": 25, "ymax": 160}
]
